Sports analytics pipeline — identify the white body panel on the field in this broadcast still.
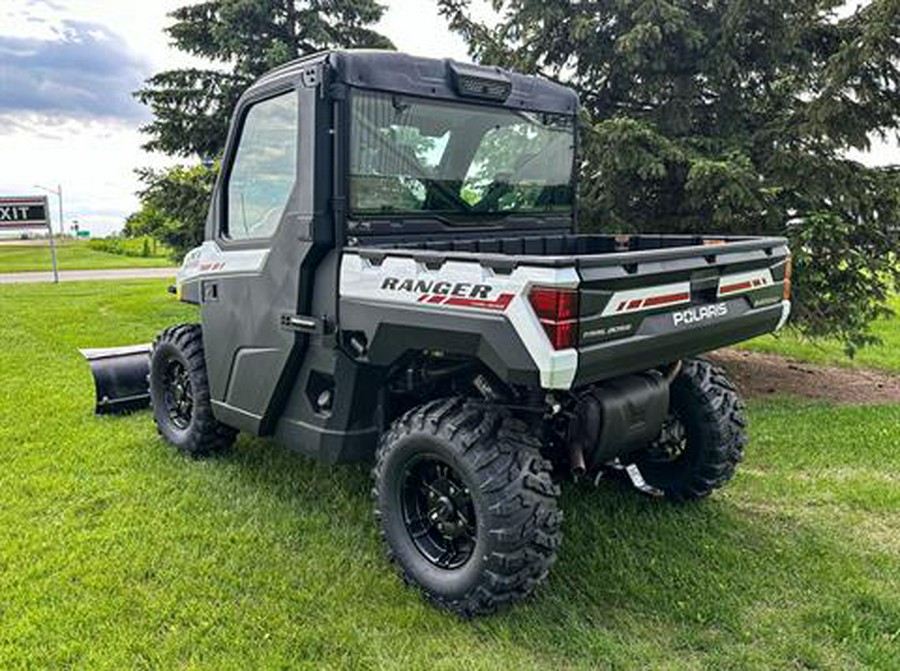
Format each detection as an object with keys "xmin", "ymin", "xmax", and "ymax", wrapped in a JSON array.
[
  {"xmin": 600, "ymin": 281, "xmax": 692, "ymax": 317},
  {"xmin": 340, "ymin": 254, "xmax": 580, "ymax": 389},
  {"xmin": 717, "ymin": 268, "xmax": 774, "ymax": 298},
  {"xmin": 176, "ymin": 241, "xmax": 269, "ymax": 287}
]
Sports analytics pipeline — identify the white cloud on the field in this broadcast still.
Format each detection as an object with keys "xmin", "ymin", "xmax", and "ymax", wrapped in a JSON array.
[
  {"xmin": 0, "ymin": 0, "xmax": 212, "ymax": 236},
  {"xmin": 0, "ymin": 0, "xmax": 896, "ymax": 238},
  {"xmin": 0, "ymin": 115, "xmax": 171, "ymax": 236},
  {"xmin": 0, "ymin": 20, "xmax": 149, "ymax": 121},
  {"xmin": 0, "ymin": 0, "xmax": 485, "ymax": 237},
  {"xmin": 376, "ymin": 0, "xmax": 473, "ymax": 61}
]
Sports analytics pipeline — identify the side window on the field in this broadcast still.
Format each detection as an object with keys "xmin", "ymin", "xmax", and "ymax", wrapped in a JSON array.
[{"xmin": 226, "ymin": 90, "xmax": 298, "ymax": 240}]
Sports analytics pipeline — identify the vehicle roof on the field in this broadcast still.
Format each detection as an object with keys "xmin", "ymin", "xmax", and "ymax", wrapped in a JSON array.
[{"xmin": 253, "ymin": 49, "xmax": 579, "ymax": 115}]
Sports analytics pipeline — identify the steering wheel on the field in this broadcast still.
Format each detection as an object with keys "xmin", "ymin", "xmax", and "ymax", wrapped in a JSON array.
[
  {"xmin": 470, "ymin": 172, "xmax": 514, "ymax": 212},
  {"xmin": 421, "ymin": 178, "xmax": 473, "ymax": 212}
]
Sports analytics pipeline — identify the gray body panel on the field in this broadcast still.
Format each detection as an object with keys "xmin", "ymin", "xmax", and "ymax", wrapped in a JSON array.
[{"xmin": 191, "ymin": 56, "xmax": 335, "ymax": 439}]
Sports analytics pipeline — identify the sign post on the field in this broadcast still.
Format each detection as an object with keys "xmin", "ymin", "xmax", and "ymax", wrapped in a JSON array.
[{"xmin": 0, "ymin": 195, "xmax": 58, "ymax": 282}]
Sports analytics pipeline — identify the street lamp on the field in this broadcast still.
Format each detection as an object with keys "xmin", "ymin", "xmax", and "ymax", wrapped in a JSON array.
[
  {"xmin": 34, "ymin": 183, "xmax": 63, "ymax": 283},
  {"xmin": 34, "ymin": 184, "xmax": 63, "ymax": 235}
]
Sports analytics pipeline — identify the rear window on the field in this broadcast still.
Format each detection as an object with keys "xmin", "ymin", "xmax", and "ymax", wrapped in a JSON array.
[{"xmin": 349, "ymin": 91, "xmax": 575, "ymax": 219}]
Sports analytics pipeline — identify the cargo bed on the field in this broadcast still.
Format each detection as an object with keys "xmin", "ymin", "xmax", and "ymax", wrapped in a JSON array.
[
  {"xmin": 356, "ymin": 232, "xmax": 786, "ymax": 267},
  {"xmin": 345, "ymin": 233, "xmax": 791, "ymax": 387}
]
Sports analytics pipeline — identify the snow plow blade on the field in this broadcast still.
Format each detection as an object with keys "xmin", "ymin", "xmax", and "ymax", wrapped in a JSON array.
[{"xmin": 80, "ymin": 345, "xmax": 152, "ymax": 415}]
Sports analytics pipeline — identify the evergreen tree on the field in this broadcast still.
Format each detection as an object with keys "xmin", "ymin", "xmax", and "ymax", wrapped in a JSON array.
[
  {"xmin": 137, "ymin": 0, "xmax": 393, "ymax": 159},
  {"xmin": 440, "ymin": 0, "xmax": 900, "ymax": 350},
  {"xmin": 130, "ymin": 1, "xmax": 392, "ymax": 258},
  {"xmin": 133, "ymin": 164, "xmax": 219, "ymax": 258}
]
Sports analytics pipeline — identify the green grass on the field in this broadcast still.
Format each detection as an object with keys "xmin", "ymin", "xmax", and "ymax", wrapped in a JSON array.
[
  {"xmin": 0, "ymin": 240, "xmax": 175, "ymax": 273},
  {"xmin": 87, "ymin": 236, "xmax": 174, "ymax": 259},
  {"xmin": 1, "ymin": 281, "xmax": 898, "ymax": 669},
  {"xmin": 741, "ymin": 295, "xmax": 900, "ymax": 373}
]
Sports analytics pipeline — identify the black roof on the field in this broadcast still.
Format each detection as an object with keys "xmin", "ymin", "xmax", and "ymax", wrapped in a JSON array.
[{"xmin": 254, "ymin": 49, "xmax": 579, "ymax": 115}]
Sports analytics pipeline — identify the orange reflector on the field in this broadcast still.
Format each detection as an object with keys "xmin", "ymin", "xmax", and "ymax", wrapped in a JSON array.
[{"xmin": 783, "ymin": 256, "xmax": 793, "ymax": 301}]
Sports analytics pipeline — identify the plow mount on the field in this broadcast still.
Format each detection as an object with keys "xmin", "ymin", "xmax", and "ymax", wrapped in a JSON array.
[{"xmin": 80, "ymin": 345, "xmax": 152, "ymax": 415}]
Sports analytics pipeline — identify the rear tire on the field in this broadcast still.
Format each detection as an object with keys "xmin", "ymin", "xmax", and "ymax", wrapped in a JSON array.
[
  {"xmin": 373, "ymin": 397, "xmax": 562, "ymax": 616},
  {"xmin": 630, "ymin": 359, "xmax": 746, "ymax": 501},
  {"xmin": 149, "ymin": 324, "xmax": 237, "ymax": 457}
]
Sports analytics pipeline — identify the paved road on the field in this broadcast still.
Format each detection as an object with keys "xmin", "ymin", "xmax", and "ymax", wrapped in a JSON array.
[
  {"xmin": 0, "ymin": 239, "xmax": 53, "ymax": 246},
  {"xmin": 0, "ymin": 267, "xmax": 176, "ymax": 284}
]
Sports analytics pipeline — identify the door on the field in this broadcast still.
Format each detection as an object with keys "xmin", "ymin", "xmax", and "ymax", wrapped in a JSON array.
[{"xmin": 200, "ymin": 82, "xmax": 320, "ymax": 435}]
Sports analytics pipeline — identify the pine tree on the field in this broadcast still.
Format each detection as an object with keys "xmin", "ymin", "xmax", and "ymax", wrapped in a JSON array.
[
  {"xmin": 440, "ymin": 0, "xmax": 900, "ymax": 349},
  {"xmin": 137, "ymin": 0, "xmax": 393, "ymax": 159},
  {"xmin": 131, "ymin": 0, "xmax": 392, "ymax": 257}
]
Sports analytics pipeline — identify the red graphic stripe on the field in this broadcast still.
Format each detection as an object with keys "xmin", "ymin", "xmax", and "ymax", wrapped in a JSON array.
[
  {"xmin": 641, "ymin": 291, "xmax": 690, "ymax": 308},
  {"xmin": 615, "ymin": 291, "xmax": 691, "ymax": 313},
  {"xmin": 719, "ymin": 280, "xmax": 753, "ymax": 295},
  {"xmin": 443, "ymin": 293, "xmax": 514, "ymax": 311}
]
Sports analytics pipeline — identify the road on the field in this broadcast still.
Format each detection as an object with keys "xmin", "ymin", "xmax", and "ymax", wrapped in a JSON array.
[
  {"xmin": 0, "ymin": 239, "xmax": 54, "ymax": 246},
  {"xmin": 0, "ymin": 268, "xmax": 175, "ymax": 284}
]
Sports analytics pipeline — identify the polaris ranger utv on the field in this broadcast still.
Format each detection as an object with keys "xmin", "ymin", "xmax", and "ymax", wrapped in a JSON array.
[{"xmin": 94, "ymin": 51, "xmax": 792, "ymax": 615}]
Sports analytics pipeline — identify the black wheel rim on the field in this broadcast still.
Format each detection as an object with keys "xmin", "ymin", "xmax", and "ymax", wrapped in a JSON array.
[
  {"xmin": 401, "ymin": 454, "xmax": 477, "ymax": 570},
  {"xmin": 646, "ymin": 413, "xmax": 688, "ymax": 463},
  {"xmin": 163, "ymin": 358, "xmax": 193, "ymax": 430}
]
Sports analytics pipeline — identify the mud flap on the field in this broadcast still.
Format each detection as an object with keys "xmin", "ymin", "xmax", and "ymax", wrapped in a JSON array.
[{"xmin": 80, "ymin": 344, "xmax": 152, "ymax": 415}]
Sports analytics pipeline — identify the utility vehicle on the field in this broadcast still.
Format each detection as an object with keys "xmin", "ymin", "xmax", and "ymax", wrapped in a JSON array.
[{"xmin": 86, "ymin": 50, "xmax": 792, "ymax": 616}]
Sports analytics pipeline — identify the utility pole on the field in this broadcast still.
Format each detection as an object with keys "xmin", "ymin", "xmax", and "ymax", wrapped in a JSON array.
[{"xmin": 34, "ymin": 184, "xmax": 62, "ymax": 283}]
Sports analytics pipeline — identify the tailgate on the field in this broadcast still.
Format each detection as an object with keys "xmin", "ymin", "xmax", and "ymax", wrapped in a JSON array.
[{"xmin": 573, "ymin": 237, "xmax": 790, "ymax": 386}]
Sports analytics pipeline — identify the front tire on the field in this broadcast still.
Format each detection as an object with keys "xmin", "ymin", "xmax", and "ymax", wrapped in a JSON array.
[
  {"xmin": 149, "ymin": 324, "xmax": 237, "ymax": 457},
  {"xmin": 374, "ymin": 397, "xmax": 562, "ymax": 616},
  {"xmin": 630, "ymin": 359, "xmax": 746, "ymax": 501}
]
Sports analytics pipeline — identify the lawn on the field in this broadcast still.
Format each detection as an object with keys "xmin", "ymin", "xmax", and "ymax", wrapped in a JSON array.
[
  {"xmin": 0, "ymin": 239, "xmax": 175, "ymax": 273},
  {"xmin": 742, "ymin": 295, "xmax": 900, "ymax": 374},
  {"xmin": 0, "ymin": 281, "xmax": 897, "ymax": 669}
]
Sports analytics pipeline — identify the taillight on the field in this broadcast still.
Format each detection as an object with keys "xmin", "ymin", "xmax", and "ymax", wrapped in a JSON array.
[
  {"xmin": 783, "ymin": 256, "xmax": 793, "ymax": 301},
  {"xmin": 528, "ymin": 287, "xmax": 579, "ymax": 350}
]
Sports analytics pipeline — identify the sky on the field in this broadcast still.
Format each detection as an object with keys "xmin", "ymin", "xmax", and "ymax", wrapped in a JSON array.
[
  {"xmin": 0, "ymin": 0, "xmax": 897, "ymax": 237},
  {"xmin": 0, "ymin": 0, "xmax": 477, "ymax": 237}
]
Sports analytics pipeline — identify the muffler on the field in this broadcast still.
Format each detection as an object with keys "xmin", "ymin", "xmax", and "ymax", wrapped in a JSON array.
[
  {"xmin": 570, "ymin": 371, "xmax": 670, "ymax": 473},
  {"xmin": 80, "ymin": 344, "xmax": 152, "ymax": 414}
]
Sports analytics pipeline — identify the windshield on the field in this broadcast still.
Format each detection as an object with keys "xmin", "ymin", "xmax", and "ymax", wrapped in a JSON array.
[{"xmin": 349, "ymin": 91, "xmax": 575, "ymax": 218}]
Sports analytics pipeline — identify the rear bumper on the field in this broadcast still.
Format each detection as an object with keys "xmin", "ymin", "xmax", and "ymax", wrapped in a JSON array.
[
  {"xmin": 776, "ymin": 300, "xmax": 791, "ymax": 331},
  {"xmin": 572, "ymin": 300, "xmax": 785, "ymax": 387}
]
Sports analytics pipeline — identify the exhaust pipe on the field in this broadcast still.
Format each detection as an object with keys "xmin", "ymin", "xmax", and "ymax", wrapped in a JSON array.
[
  {"xmin": 568, "ymin": 441, "xmax": 587, "ymax": 478},
  {"xmin": 568, "ymin": 391, "xmax": 599, "ymax": 478},
  {"xmin": 80, "ymin": 344, "xmax": 152, "ymax": 415},
  {"xmin": 571, "ymin": 371, "xmax": 671, "ymax": 473}
]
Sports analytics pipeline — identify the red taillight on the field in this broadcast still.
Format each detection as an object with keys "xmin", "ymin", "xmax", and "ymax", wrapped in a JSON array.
[
  {"xmin": 528, "ymin": 287, "xmax": 579, "ymax": 321},
  {"xmin": 545, "ymin": 320, "xmax": 578, "ymax": 350},
  {"xmin": 528, "ymin": 287, "xmax": 579, "ymax": 350}
]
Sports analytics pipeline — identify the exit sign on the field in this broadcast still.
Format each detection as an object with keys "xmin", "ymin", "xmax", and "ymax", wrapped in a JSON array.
[{"xmin": 0, "ymin": 196, "xmax": 50, "ymax": 229}]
